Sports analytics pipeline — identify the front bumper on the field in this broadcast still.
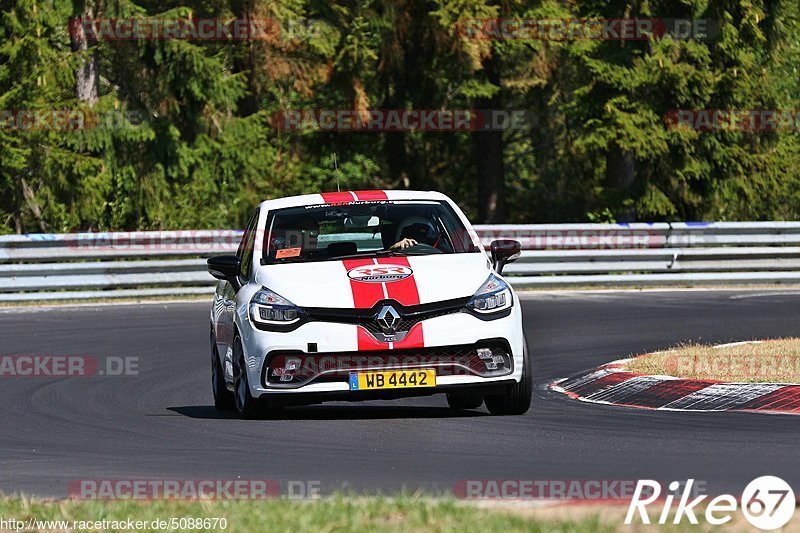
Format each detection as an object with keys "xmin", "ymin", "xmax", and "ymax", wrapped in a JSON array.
[
  {"xmin": 238, "ymin": 307, "xmax": 525, "ymax": 398},
  {"xmin": 254, "ymin": 379, "xmax": 519, "ymax": 406},
  {"xmin": 263, "ymin": 341, "xmax": 514, "ymax": 388}
]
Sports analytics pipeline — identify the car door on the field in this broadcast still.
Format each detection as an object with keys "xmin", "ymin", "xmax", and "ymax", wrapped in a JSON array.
[{"xmin": 214, "ymin": 210, "xmax": 258, "ymax": 369}]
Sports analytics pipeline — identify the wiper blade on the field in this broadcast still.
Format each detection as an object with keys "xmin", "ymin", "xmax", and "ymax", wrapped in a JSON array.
[{"xmin": 395, "ymin": 250, "xmax": 441, "ymax": 255}]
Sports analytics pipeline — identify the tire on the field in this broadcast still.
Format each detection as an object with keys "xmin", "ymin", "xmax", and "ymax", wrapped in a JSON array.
[
  {"xmin": 484, "ymin": 338, "xmax": 532, "ymax": 416},
  {"xmin": 446, "ymin": 391, "xmax": 484, "ymax": 410},
  {"xmin": 212, "ymin": 344, "xmax": 234, "ymax": 411},
  {"xmin": 233, "ymin": 334, "xmax": 262, "ymax": 419}
]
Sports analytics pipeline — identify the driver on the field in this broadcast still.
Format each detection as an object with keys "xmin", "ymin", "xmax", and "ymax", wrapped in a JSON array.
[{"xmin": 390, "ymin": 216, "xmax": 438, "ymax": 250}]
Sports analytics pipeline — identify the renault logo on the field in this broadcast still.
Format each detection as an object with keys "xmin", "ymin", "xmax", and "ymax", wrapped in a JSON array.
[{"xmin": 376, "ymin": 305, "xmax": 401, "ymax": 334}]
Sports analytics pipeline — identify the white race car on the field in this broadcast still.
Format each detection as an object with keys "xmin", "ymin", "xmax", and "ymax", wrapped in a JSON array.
[{"xmin": 207, "ymin": 190, "xmax": 530, "ymax": 417}]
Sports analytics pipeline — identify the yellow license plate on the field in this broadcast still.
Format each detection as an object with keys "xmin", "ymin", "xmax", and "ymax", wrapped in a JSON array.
[{"xmin": 349, "ymin": 369, "xmax": 436, "ymax": 390}]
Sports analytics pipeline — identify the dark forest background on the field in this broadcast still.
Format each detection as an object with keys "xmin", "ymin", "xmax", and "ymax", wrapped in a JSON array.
[{"xmin": 1, "ymin": 0, "xmax": 799, "ymax": 233}]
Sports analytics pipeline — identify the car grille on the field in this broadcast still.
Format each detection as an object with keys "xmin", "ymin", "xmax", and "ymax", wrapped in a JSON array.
[
  {"xmin": 305, "ymin": 297, "xmax": 469, "ymax": 339},
  {"xmin": 359, "ymin": 308, "xmax": 465, "ymax": 336}
]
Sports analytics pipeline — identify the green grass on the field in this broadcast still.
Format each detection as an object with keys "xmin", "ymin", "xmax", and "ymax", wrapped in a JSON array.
[{"xmin": 0, "ymin": 496, "xmax": 615, "ymax": 533}]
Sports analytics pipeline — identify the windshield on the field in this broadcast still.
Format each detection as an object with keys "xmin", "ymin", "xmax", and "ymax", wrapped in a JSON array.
[{"xmin": 261, "ymin": 200, "xmax": 481, "ymax": 265}]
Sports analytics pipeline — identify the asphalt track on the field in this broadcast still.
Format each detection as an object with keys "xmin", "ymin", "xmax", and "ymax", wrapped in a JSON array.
[{"xmin": 1, "ymin": 290, "xmax": 799, "ymax": 498}]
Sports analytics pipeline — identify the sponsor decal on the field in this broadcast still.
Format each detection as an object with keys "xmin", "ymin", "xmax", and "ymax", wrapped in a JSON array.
[
  {"xmin": 319, "ymin": 190, "xmax": 389, "ymax": 204},
  {"xmin": 347, "ymin": 264, "xmax": 412, "ymax": 284},
  {"xmin": 275, "ymin": 247, "xmax": 302, "ymax": 259}
]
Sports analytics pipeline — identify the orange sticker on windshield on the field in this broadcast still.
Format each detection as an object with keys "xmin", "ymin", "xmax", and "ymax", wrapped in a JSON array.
[{"xmin": 276, "ymin": 247, "xmax": 302, "ymax": 259}]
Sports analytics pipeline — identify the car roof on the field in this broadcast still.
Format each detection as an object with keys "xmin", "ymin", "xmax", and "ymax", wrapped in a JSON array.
[{"xmin": 257, "ymin": 190, "xmax": 451, "ymax": 211}]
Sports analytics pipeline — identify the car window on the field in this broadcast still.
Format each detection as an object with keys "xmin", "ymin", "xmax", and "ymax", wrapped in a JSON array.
[
  {"xmin": 262, "ymin": 200, "xmax": 480, "ymax": 265},
  {"xmin": 238, "ymin": 210, "xmax": 259, "ymax": 280}
]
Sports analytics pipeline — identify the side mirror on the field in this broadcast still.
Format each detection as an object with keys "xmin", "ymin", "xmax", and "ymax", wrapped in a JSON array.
[
  {"xmin": 490, "ymin": 240, "xmax": 521, "ymax": 275},
  {"xmin": 207, "ymin": 255, "xmax": 241, "ymax": 281}
]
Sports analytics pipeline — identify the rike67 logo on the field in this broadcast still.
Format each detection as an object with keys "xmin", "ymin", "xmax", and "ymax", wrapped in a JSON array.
[{"xmin": 626, "ymin": 476, "xmax": 795, "ymax": 530}]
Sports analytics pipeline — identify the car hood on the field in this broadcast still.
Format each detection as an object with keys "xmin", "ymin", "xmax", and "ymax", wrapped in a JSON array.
[{"xmin": 254, "ymin": 252, "xmax": 492, "ymax": 308}]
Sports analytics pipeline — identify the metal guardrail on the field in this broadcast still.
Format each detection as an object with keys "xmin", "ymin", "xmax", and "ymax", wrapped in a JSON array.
[{"xmin": 2, "ymin": 222, "xmax": 800, "ymax": 300}]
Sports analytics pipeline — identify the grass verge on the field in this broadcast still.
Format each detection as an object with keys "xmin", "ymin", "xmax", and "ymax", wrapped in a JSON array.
[
  {"xmin": 0, "ymin": 496, "xmax": 615, "ymax": 533},
  {"xmin": 624, "ymin": 339, "xmax": 800, "ymax": 383}
]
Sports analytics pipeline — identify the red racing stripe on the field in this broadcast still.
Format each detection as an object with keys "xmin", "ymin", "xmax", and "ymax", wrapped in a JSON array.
[
  {"xmin": 378, "ymin": 257, "xmax": 424, "ymax": 348},
  {"xmin": 321, "ymin": 191, "xmax": 356, "ymax": 204},
  {"xmin": 393, "ymin": 323, "xmax": 424, "ymax": 349},
  {"xmin": 343, "ymin": 259, "xmax": 385, "ymax": 309},
  {"xmin": 353, "ymin": 190, "xmax": 388, "ymax": 201},
  {"xmin": 377, "ymin": 257, "xmax": 420, "ymax": 306},
  {"xmin": 345, "ymin": 258, "xmax": 386, "ymax": 351},
  {"xmin": 357, "ymin": 326, "xmax": 387, "ymax": 351},
  {"xmin": 345, "ymin": 257, "xmax": 425, "ymax": 351}
]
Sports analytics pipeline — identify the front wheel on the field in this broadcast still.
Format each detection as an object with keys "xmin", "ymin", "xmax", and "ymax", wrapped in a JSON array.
[
  {"xmin": 484, "ymin": 339, "xmax": 532, "ymax": 416},
  {"xmin": 233, "ymin": 335, "xmax": 262, "ymax": 419},
  {"xmin": 212, "ymin": 344, "xmax": 234, "ymax": 411}
]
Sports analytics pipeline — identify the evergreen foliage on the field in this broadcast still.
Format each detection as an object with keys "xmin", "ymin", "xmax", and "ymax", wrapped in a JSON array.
[{"xmin": 1, "ymin": 0, "xmax": 798, "ymax": 231}]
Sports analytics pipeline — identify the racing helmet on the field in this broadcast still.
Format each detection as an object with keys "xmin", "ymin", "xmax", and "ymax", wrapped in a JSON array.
[{"xmin": 395, "ymin": 216, "xmax": 438, "ymax": 246}]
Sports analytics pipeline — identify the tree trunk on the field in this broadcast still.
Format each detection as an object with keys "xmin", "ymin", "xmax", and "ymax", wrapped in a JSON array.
[
  {"xmin": 474, "ymin": 56, "xmax": 506, "ymax": 223},
  {"xmin": 71, "ymin": 4, "xmax": 99, "ymax": 105},
  {"xmin": 605, "ymin": 141, "xmax": 636, "ymax": 221},
  {"xmin": 20, "ymin": 177, "xmax": 49, "ymax": 232},
  {"xmin": 230, "ymin": 0, "xmax": 259, "ymax": 116},
  {"xmin": 381, "ymin": 37, "xmax": 410, "ymax": 189}
]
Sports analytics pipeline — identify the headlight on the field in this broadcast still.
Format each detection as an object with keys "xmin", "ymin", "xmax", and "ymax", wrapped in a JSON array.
[
  {"xmin": 249, "ymin": 287, "xmax": 306, "ymax": 326},
  {"xmin": 466, "ymin": 275, "xmax": 513, "ymax": 315}
]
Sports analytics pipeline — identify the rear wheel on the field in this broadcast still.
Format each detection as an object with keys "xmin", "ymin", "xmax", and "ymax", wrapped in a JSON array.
[
  {"xmin": 446, "ymin": 391, "xmax": 484, "ymax": 410},
  {"xmin": 484, "ymin": 338, "xmax": 532, "ymax": 416}
]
